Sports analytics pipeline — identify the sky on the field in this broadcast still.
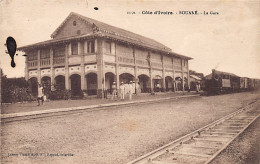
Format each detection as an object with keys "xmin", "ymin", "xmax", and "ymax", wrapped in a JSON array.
[{"xmin": 0, "ymin": 0, "xmax": 259, "ymax": 78}]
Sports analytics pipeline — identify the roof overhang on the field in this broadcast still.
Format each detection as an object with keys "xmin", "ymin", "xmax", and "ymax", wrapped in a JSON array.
[
  {"xmin": 17, "ymin": 33, "xmax": 101, "ymax": 51},
  {"xmin": 18, "ymin": 33, "xmax": 192, "ymax": 60}
]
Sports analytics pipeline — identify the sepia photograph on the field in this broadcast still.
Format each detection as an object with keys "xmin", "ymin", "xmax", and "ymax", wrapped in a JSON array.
[{"xmin": 0, "ymin": 0, "xmax": 259, "ymax": 163}]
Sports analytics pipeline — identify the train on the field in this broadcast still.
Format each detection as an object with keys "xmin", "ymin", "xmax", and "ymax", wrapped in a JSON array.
[{"xmin": 203, "ymin": 69, "xmax": 260, "ymax": 95}]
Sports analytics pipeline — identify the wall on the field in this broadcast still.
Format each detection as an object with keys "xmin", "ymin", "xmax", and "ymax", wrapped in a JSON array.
[{"xmin": 54, "ymin": 15, "xmax": 93, "ymax": 39}]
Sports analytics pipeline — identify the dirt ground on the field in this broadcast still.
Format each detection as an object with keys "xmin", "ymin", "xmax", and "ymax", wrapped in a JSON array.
[{"xmin": 1, "ymin": 91, "xmax": 260, "ymax": 164}]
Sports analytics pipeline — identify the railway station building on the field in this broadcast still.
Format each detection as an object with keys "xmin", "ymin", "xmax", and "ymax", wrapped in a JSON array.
[{"xmin": 18, "ymin": 12, "xmax": 192, "ymax": 98}]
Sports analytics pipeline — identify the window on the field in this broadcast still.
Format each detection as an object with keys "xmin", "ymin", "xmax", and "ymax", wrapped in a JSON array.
[
  {"xmin": 40, "ymin": 48, "xmax": 50, "ymax": 59},
  {"xmin": 77, "ymin": 30, "xmax": 81, "ymax": 35},
  {"xmin": 87, "ymin": 40, "xmax": 95, "ymax": 53},
  {"xmin": 105, "ymin": 41, "xmax": 111, "ymax": 53},
  {"xmin": 28, "ymin": 50, "xmax": 38, "ymax": 61},
  {"xmin": 53, "ymin": 46, "xmax": 65, "ymax": 58},
  {"xmin": 222, "ymin": 75, "xmax": 230, "ymax": 79},
  {"xmin": 73, "ymin": 21, "xmax": 77, "ymax": 26},
  {"xmin": 72, "ymin": 42, "xmax": 78, "ymax": 55}
]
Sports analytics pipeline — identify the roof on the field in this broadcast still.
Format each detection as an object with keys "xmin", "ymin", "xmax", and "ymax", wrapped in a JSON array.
[
  {"xmin": 205, "ymin": 73, "xmax": 212, "ymax": 80},
  {"xmin": 212, "ymin": 69, "xmax": 239, "ymax": 77},
  {"xmin": 17, "ymin": 33, "xmax": 99, "ymax": 51},
  {"xmin": 205, "ymin": 69, "xmax": 240, "ymax": 80},
  {"xmin": 190, "ymin": 75, "xmax": 201, "ymax": 80},
  {"xmin": 18, "ymin": 12, "xmax": 192, "ymax": 60}
]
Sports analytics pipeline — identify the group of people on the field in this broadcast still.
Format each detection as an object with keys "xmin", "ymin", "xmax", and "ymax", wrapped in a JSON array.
[
  {"xmin": 37, "ymin": 80, "xmax": 140, "ymax": 106},
  {"xmin": 110, "ymin": 81, "xmax": 139, "ymax": 101}
]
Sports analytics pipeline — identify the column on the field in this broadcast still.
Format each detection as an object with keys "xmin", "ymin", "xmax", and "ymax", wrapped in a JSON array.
[
  {"xmin": 149, "ymin": 67, "xmax": 153, "ymax": 94},
  {"xmin": 37, "ymin": 50, "xmax": 41, "ymax": 84},
  {"xmin": 114, "ymin": 42, "xmax": 120, "ymax": 90},
  {"xmin": 149, "ymin": 52, "xmax": 153, "ymax": 94},
  {"xmin": 96, "ymin": 39, "xmax": 104, "ymax": 98},
  {"xmin": 83, "ymin": 40, "xmax": 88, "ymax": 55},
  {"xmin": 187, "ymin": 60, "xmax": 190, "ymax": 90},
  {"xmin": 172, "ymin": 57, "xmax": 176, "ymax": 92},
  {"xmin": 79, "ymin": 41, "xmax": 86, "ymax": 90},
  {"xmin": 65, "ymin": 44, "xmax": 70, "ymax": 90},
  {"xmin": 50, "ymin": 48, "xmax": 55, "ymax": 91},
  {"xmin": 162, "ymin": 55, "xmax": 165, "ymax": 92},
  {"xmin": 181, "ymin": 59, "xmax": 184, "ymax": 92},
  {"xmin": 94, "ymin": 39, "xmax": 98, "ymax": 53},
  {"xmin": 83, "ymin": 40, "xmax": 88, "ymax": 91},
  {"xmin": 133, "ymin": 47, "xmax": 138, "ymax": 94},
  {"xmin": 24, "ymin": 51, "xmax": 29, "ymax": 81}
]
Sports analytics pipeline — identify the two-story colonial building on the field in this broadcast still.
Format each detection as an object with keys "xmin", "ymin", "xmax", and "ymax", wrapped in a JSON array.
[{"xmin": 18, "ymin": 12, "xmax": 192, "ymax": 98}]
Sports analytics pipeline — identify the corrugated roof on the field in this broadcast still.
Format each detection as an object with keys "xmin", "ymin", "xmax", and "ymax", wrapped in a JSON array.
[
  {"xmin": 18, "ymin": 12, "xmax": 192, "ymax": 60},
  {"xmin": 51, "ymin": 12, "xmax": 171, "ymax": 52},
  {"xmin": 212, "ymin": 69, "xmax": 239, "ymax": 77},
  {"xmin": 190, "ymin": 75, "xmax": 201, "ymax": 80}
]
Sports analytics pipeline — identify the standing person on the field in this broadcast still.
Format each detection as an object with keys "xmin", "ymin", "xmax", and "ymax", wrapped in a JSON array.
[
  {"xmin": 129, "ymin": 81, "xmax": 133, "ymax": 100},
  {"xmin": 111, "ymin": 82, "xmax": 117, "ymax": 100},
  {"xmin": 119, "ymin": 82, "xmax": 125, "ymax": 100},
  {"xmin": 132, "ymin": 81, "xmax": 136, "ymax": 94},
  {"xmin": 198, "ymin": 81, "xmax": 201, "ymax": 91},
  {"xmin": 37, "ymin": 84, "xmax": 44, "ymax": 106},
  {"xmin": 196, "ymin": 81, "xmax": 201, "ymax": 93}
]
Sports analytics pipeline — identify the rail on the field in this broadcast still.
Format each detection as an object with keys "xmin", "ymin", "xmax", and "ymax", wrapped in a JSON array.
[{"xmin": 128, "ymin": 99, "xmax": 259, "ymax": 164}]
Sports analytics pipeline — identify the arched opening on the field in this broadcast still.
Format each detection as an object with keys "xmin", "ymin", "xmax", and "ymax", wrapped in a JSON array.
[
  {"xmin": 86, "ymin": 73, "xmax": 97, "ymax": 95},
  {"xmin": 28, "ymin": 77, "xmax": 38, "ymax": 97},
  {"xmin": 55, "ymin": 75, "xmax": 65, "ymax": 90},
  {"xmin": 41, "ymin": 76, "xmax": 51, "ymax": 96},
  {"xmin": 165, "ymin": 76, "xmax": 173, "ymax": 92},
  {"xmin": 70, "ymin": 74, "xmax": 81, "ymax": 96},
  {"xmin": 138, "ymin": 74, "xmax": 150, "ymax": 93},
  {"xmin": 190, "ymin": 81, "xmax": 196, "ymax": 91},
  {"xmin": 153, "ymin": 75, "xmax": 163, "ymax": 92},
  {"xmin": 175, "ymin": 77, "xmax": 183, "ymax": 91},
  {"xmin": 119, "ymin": 73, "xmax": 134, "ymax": 84},
  {"xmin": 105, "ymin": 72, "xmax": 115, "ymax": 94}
]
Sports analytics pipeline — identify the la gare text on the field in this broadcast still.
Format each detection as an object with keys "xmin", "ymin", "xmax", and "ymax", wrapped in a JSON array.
[{"xmin": 127, "ymin": 11, "xmax": 219, "ymax": 15}]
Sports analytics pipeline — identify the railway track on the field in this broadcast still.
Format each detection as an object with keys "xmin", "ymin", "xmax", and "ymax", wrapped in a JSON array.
[{"xmin": 128, "ymin": 100, "xmax": 259, "ymax": 164}]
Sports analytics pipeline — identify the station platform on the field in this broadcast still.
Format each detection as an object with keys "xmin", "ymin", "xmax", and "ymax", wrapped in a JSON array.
[{"xmin": 1, "ymin": 91, "xmax": 200, "ymax": 119}]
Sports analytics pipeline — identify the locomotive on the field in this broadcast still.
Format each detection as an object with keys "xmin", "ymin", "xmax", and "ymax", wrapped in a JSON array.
[{"xmin": 204, "ymin": 69, "xmax": 260, "ymax": 95}]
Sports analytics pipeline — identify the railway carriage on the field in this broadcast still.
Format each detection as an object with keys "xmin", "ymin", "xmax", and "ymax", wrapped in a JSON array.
[
  {"xmin": 204, "ymin": 69, "xmax": 259, "ymax": 95},
  {"xmin": 240, "ymin": 77, "xmax": 249, "ymax": 91}
]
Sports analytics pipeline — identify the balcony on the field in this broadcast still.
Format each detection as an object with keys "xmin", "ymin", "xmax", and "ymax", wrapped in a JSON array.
[
  {"xmin": 164, "ymin": 63, "xmax": 173, "ymax": 69},
  {"xmin": 28, "ymin": 60, "xmax": 38, "ymax": 69},
  {"xmin": 152, "ymin": 62, "xmax": 162, "ymax": 69},
  {"xmin": 40, "ymin": 58, "xmax": 50, "ymax": 67},
  {"xmin": 117, "ymin": 56, "xmax": 134, "ymax": 65},
  {"xmin": 174, "ymin": 65, "xmax": 182, "ymax": 71},
  {"xmin": 53, "ymin": 57, "xmax": 65, "ymax": 66}
]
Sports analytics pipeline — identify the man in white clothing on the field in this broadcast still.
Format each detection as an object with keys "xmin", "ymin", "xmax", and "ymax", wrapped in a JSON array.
[
  {"xmin": 37, "ymin": 84, "xmax": 44, "ymax": 106},
  {"xmin": 129, "ymin": 81, "xmax": 133, "ymax": 100},
  {"xmin": 119, "ymin": 82, "xmax": 125, "ymax": 100}
]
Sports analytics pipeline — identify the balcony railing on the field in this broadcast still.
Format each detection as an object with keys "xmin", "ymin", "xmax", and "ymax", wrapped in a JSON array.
[
  {"xmin": 28, "ymin": 60, "xmax": 38, "ymax": 68},
  {"xmin": 174, "ymin": 65, "xmax": 182, "ymax": 71},
  {"xmin": 152, "ymin": 62, "xmax": 162, "ymax": 68},
  {"xmin": 164, "ymin": 63, "xmax": 173, "ymax": 69},
  {"xmin": 40, "ymin": 58, "xmax": 50, "ymax": 67},
  {"xmin": 117, "ymin": 56, "xmax": 134, "ymax": 64},
  {"xmin": 53, "ymin": 57, "xmax": 65, "ymax": 65}
]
